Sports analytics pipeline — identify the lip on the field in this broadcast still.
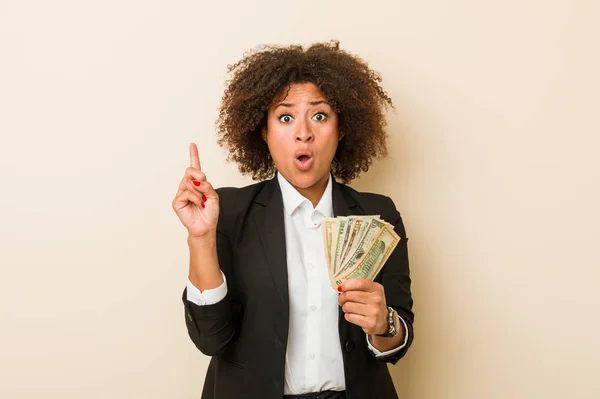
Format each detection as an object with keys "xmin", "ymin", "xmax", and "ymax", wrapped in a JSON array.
[{"xmin": 294, "ymin": 149, "xmax": 314, "ymax": 171}]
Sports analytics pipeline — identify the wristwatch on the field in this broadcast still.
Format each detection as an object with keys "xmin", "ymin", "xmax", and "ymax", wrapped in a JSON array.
[{"xmin": 376, "ymin": 306, "xmax": 398, "ymax": 338}]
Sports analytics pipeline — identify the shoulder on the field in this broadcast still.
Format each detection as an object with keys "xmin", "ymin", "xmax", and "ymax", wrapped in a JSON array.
[
  {"xmin": 215, "ymin": 180, "xmax": 267, "ymax": 206},
  {"xmin": 338, "ymin": 183, "xmax": 397, "ymax": 211},
  {"xmin": 338, "ymin": 183, "xmax": 403, "ymax": 229},
  {"xmin": 213, "ymin": 180, "xmax": 269, "ymax": 235},
  {"xmin": 215, "ymin": 180, "xmax": 268, "ymax": 218}
]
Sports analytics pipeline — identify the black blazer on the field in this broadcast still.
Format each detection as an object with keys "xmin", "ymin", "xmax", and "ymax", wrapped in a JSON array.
[{"xmin": 182, "ymin": 176, "xmax": 414, "ymax": 399}]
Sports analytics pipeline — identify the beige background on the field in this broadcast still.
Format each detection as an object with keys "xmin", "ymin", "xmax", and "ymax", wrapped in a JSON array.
[{"xmin": 1, "ymin": 0, "xmax": 599, "ymax": 398}]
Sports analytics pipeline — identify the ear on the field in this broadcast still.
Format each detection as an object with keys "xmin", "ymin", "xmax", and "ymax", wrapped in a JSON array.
[
  {"xmin": 261, "ymin": 125, "xmax": 267, "ymax": 142},
  {"xmin": 338, "ymin": 131, "xmax": 344, "ymax": 141}
]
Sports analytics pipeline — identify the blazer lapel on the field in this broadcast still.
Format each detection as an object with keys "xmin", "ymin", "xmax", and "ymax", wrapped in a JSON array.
[
  {"xmin": 253, "ymin": 177, "xmax": 289, "ymax": 314},
  {"xmin": 332, "ymin": 178, "xmax": 359, "ymax": 218}
]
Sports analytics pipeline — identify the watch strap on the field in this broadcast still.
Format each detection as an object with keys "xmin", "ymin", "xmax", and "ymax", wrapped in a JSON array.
[{"xmin": 376, "ymin": 306, "xmax": 398, "ymax": 338}]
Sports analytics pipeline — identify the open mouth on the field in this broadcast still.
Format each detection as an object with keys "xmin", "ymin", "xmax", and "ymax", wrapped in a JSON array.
[{"xmin": 295, "ymin": 153, "xmax": 314, "ymax": 171}]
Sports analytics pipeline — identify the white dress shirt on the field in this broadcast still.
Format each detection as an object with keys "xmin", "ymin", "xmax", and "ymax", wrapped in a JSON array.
[{"xmin": 186, "ymin": 172, "xmax": 408, "ymax": 394}]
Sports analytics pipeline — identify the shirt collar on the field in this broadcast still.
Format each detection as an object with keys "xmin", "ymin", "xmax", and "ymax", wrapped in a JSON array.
[{"xmin": 276, "ymin": 171, "xmax": 333, "ymax": 218}]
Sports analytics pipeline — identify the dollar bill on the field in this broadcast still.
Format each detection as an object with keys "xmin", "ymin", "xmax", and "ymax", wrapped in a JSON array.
[
  {"xmin": 323, "ymin": 218, "xmax": 333, "ymax": 271},
  {"xmin": 323, "ymin": 215, "xmax": 401, "ymax": 290},
  {"xmin": 323, "ymin": 218, "xmax": 337, "ymax": 275},
  {"xmin": 335, "ymin": 217, "xmax": 353, "ymax": 268},
  {"xmin": 331, "ymin": 217, "xmax": 348, "ymax": 275},
  {"xmin": 338, "ymin": 217, "xmax": 362, "ymax": 267},
  {"xmin": 334, "ymin": 218, "xmax": 386, "ymax": 279},
  {"xmin": 339, "ymin": 216, "xmax": 379, "ymax": 267},
  {"xmin": 334, "ymin": 224, "xmax": 400, "ymax": 287}
]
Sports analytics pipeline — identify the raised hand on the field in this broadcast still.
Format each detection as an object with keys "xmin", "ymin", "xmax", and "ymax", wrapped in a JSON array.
[{"xmin": 172, "ymin": 143, "xmax": 219, "ymax": 240}]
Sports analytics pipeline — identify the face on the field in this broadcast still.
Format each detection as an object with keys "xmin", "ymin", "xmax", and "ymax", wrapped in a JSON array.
[{"xmin": 263, "ymin": 82, "xmax": 341, "ymax": 195}]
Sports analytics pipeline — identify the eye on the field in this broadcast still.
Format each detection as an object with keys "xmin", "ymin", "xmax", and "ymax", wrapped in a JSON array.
[
  {"xmin": 313, "ymin": 112, "xmax": 328, "ymax": 122},
  {"xmin": 278, "ymin": 114, "xmax": 293, "ymax": 123}
]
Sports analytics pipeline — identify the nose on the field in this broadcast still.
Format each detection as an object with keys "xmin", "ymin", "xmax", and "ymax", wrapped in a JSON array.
[{"xmin": 295, "ymin": 120, "xmax": 313, "ymax": 143}]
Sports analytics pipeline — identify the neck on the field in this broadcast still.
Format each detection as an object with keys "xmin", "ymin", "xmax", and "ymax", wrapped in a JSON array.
[{"xmin": 294, "ymin": 174, "xmax": 330, "ymax": 208}]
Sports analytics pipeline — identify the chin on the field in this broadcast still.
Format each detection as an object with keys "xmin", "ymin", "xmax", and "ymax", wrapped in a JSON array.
[{"xmin": 285, "ymin": 170, "xmax": 328, "ymax": 189}]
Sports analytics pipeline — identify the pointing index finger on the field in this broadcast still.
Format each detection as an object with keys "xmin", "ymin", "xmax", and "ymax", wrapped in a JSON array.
[{"xmin": 189, "ymin": 142, "xmax": 201, "ymax": 171}]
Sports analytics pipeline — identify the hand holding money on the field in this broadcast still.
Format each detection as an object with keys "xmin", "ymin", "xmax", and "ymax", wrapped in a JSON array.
[
  {"xmin": 337, "ymin": 278, "xmax": 390, "ymax": 335},
  {"xmin": 323, "ymin": 215, "xmax": 401, "ymax": 290}
]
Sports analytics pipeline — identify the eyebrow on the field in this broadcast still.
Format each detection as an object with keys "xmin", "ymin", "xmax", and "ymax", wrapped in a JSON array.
[{"xmin": 274, "ymin": 100, "xmax": 329, "ymax": 109}]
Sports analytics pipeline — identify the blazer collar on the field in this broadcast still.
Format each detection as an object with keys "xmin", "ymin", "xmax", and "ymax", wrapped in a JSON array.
[
  {"xmin": 255, "ymin": 172, "xmax": 358, "ymax": 215},
  {"xmin": 276, "ymin": 171, "xmax": 334, "ymax": 218}
]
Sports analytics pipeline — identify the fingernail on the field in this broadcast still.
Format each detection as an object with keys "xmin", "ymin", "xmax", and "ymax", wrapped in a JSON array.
[
  {"xmin": 201, "ymin": 202, "xmax": 205, "ymax": 208},
  {"xmin": 193, "ymin": 181, "xmax": 201, "ymax": 186},
  {"xmin": 337, "ymin": 286, "xmax": 342, "ymax": 292},
  {"xmin": 202, "ymin": 195, "xmax": 207, "ymax": 202}
]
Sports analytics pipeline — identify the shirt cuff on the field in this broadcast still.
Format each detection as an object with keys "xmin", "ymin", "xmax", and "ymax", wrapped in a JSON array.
[
  {"xmin": 366, "ymin": 316, "xmax": 409, "ymax": 357},
  {"xmin": 186, "ymin": 272, "xmax": 228, "ymax": 305}
]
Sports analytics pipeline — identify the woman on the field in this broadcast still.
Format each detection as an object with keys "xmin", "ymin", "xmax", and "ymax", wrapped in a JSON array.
[{"xmin": 172, "ymin": 41, "xmax": 414, "ymax": 399}]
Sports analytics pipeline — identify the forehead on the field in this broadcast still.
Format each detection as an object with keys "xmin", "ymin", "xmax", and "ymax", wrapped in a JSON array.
[{"xmin": 276, "ymin": 82, "xmax": 327, "ymax": 103}]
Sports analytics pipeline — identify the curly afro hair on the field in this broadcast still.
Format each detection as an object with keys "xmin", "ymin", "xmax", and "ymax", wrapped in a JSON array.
[{"xmin": 216, "ymin": 40, "xmax": 393, "ymax": 184}]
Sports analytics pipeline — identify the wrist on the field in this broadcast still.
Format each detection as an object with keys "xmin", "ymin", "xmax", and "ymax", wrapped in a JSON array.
[
  {"xmin": 187, "ymin": 232, "xmax": 217, "ymax": 248},
  {"xmin": 375, "ymin": 319, "xmax": 389, "ymax": 336},
  {"xmin": 187, "ymin": 231, "xmax": 221, "ymax": 291}
]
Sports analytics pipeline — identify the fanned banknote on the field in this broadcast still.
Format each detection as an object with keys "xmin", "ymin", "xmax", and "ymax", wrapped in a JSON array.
[{"xmin": 323, "ymin": 216, "xmax": 401, "ymax": 290}]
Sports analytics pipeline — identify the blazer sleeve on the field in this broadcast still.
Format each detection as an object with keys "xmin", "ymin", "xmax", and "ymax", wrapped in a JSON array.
[
  {"xmin": 182, "ymin": 226, "xmax": 243, "ymax": 357},
  {"xmin": 375, "ymin": 196, "xmax": 415, "ymax": 364}
]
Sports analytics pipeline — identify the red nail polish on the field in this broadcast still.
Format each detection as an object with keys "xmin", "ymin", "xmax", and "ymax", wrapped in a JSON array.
[
  {"xmin": 201, "ymin": 202, "xmax": 205, "ymax": 208},
  {"xmin": 193, "ymin": 181, "xmax": 201, "ymax": 186},
  {"xmin": 337, "ymin": 286, "xmax": 342, "ymax": 292},
  {"xmin": 202, "ymin": 195, "xmax": 207, "ymax": 202}
]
